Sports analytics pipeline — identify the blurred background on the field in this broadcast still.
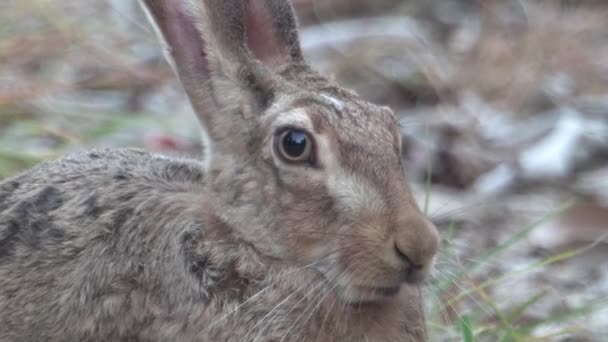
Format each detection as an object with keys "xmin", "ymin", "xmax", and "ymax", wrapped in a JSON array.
[{"xmin": 1, "ymin": 0, "xmax": 607, "ymax": 340}]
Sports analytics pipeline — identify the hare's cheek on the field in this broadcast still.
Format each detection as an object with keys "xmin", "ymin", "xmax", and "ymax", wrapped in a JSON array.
[
  {"xmin": 297, "ymin": 240, "xmax": 339, "ymax": 267},
  {"xmin": 325, "ymin": 173, "xmax": 390, "ymax": 254},
  {"xmin": 326, "ymin": 170, "xmax": 386, "ymax": 219},
  {"xmin": 279, "ymin": 191, "xmax": 339, "ymax": 257}
]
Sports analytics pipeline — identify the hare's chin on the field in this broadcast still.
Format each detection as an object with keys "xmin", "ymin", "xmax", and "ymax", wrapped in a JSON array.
[{"xmin": 336, "ymin": 284, "xmax": 403, "ymax": 304}]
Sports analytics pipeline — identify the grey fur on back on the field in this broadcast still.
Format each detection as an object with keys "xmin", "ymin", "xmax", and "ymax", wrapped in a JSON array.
[{"xmin": 0, "ymin": 149, "xmax": 211, "ymax": 340}]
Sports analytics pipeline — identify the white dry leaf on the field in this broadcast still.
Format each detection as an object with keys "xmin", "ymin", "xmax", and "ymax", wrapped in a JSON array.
[{"xmin": 518, "ymin": 109, "xmax": 585, "ymax": 180}]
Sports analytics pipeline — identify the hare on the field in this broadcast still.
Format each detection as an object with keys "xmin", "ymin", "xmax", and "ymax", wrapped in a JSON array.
[{"xmin": 0, "ymin": 0, "xmax": 439, "ymax": 341}]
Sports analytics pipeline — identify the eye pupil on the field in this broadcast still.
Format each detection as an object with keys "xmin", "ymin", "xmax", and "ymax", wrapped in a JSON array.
[
  {"xmin": 276, "ymin": 128, "xmax": 314, "ymax": 164},
  {"xmin": 282, "ymin": 130, "xmax": 307, "ymax": 158}
]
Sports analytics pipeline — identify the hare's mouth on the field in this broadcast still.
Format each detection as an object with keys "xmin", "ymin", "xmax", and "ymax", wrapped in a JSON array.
[
  {"xmin": 336, "ymin": 284, "xmax": 402, "ymax": 304},
  {"xmin": 371, "ymin": 286, "xmax": 401, "ymax": 297}
]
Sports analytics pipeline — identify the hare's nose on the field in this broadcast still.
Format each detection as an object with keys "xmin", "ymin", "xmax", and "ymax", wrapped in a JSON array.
[{"xmin": 393, "ymin": 216, "xmax": 439, "ymax": 283}]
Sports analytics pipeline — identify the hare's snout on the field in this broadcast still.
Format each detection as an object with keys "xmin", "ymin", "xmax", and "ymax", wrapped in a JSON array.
[
  {"xmin": 324, "ymin": 204, "xmax": 439, "ymax": 304},
  {"xmin": 392, "ymin": 215, "xmax": 439, "ymax": 284}
]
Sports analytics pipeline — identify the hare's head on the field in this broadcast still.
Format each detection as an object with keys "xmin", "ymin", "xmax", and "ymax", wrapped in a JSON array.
[{"xmin": 142, "ymin": 0, "xmax": 439, "ymax": 304}]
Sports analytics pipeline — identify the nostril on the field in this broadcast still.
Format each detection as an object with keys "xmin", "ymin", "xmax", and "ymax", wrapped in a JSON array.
[
  {"xmin": 395, "ymin": 243, "xmax": 424, "ymax": 272},
  {"xmin": 394, "ymin": 243, "xmax": 411, "ymax": 264},
  {"xmin": 395, "ymin": 244, "xmax": 426, "ymax": 283}
]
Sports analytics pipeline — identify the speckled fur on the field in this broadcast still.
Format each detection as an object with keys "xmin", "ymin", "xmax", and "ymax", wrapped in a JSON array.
[{"xmin": 0, "ymin": 0, "xmax": 438, "ymax": 341}]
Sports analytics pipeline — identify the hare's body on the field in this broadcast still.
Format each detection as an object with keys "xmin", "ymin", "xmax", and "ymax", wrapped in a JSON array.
[
  {"xmin": 0, "ymin": 0, "xmax": 439, "ymax": 340},
  {"xmin": 0, "ymin": 149, "xmax": 425, "ymax": 341}
]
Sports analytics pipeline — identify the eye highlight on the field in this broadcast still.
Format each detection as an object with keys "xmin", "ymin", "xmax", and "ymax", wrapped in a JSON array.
[{"xmin": 275, "ymin": 128, "xmax": 314, "ymax": 165}]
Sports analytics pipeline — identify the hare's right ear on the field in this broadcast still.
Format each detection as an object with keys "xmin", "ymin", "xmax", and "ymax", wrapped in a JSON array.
[{"xmin": 140, "ymin": 0, "xmax": 304, "ymax": 135}]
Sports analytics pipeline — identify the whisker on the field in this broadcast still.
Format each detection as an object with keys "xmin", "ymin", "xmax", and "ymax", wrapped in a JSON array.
[
  {"xmin": 242, "ymin": 287, "xmax": 303, "ymax": 342},
  {"xmin": 251, "ymin": 280, "xmax": 326, "ymax": 342},
  {"xmin": 203, "ymin": 259, "xmax": 324, "ymax": 332}
]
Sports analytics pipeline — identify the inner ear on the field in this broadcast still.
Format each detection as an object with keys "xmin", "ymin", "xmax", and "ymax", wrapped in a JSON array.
[{"xmin": 243, "ymin": 0, "xmax": 295, "ymax": 68}]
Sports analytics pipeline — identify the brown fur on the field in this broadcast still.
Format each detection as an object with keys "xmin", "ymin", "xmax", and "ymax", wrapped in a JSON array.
[{"xmin": 0, "ymin": 0, "xmax": 439, "ymax": 341}]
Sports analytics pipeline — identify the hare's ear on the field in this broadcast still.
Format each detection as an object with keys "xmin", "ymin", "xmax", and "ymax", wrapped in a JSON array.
[
  {"xmin": 199, "ymin": 0, "xmax": 303, "ymax": 70},
  {"xmin": 140, "ymin": 0, "xmax": 303, "ymax": 121},
  {"xmin": 139, "ymin": 0, "xmax": 215, "ymax": 129},
  {"xmin": 241, "ymin": 0, "xmax": 304, "ymax": 68}
]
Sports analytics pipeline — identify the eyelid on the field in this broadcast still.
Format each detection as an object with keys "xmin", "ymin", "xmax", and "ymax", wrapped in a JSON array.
[{"xmin": 270, "ymin": 108, "xmax": 314, "ymax": 133}]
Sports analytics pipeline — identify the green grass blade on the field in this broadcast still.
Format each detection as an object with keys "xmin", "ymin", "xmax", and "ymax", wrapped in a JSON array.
[
  {"xmin": 435, "ymin": 200, "xmax": 574, "ymax": 293},
  {"xmin": 458, "ymin": 315, "xmax": 475, "ymax": 342}
]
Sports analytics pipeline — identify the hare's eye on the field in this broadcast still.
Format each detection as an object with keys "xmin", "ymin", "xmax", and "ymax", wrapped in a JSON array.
[{"xmin": 276, "ymin": 128, "xmax": 314, "ymax": 164}]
